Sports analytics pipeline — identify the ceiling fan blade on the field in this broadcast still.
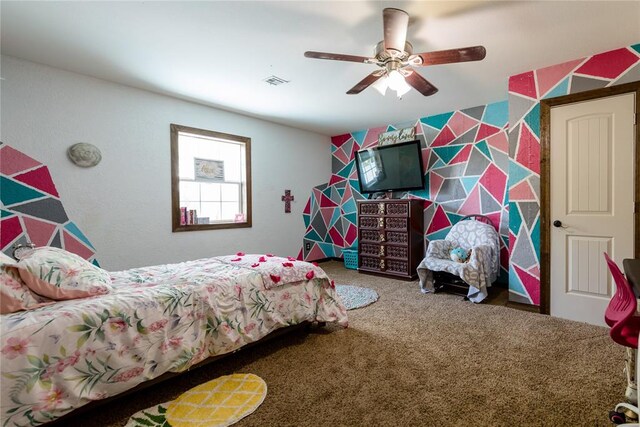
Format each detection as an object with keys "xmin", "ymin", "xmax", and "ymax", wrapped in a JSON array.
[
  {"xmin": 403, "ymin": 70, "xmax": 439, "ymax": 96},
  {"xmin": 414, "ymin": 45, "xmax": 486, "ymax": 66},
  {"xmin": 304, "ymin": 51, "xmax": 374, "ymax": 64},
  {"xmin": 383, "ymin": 8, "xmax": 409, "ymax": 52},
  {"xmin": 347, "ymin": 71, "xmax": 384, "ymax": 95}
]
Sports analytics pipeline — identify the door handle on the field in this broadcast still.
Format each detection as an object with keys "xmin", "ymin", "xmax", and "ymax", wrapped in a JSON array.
[{"xmin": 553, "ymin": 220, "xmax": 568, "ymax": 229}]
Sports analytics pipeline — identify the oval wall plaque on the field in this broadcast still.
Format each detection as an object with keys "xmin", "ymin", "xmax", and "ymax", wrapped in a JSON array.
[{"xmin": 68, "ymin": 143, "xmax": 102, "ymax": 167}]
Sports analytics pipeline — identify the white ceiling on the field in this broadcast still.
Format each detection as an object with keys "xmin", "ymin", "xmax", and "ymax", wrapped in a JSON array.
[{"xmin": 2, "ymin": 1, "xmax": 639, "ymax": 136}]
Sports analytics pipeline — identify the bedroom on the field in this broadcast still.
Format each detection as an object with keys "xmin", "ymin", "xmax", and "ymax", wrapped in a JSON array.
[{"xmin": 1, "ymin": 1, "xmax": 639, "ymax": 426}]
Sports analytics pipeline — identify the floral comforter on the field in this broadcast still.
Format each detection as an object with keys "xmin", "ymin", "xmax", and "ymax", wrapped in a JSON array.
[{"xmin": 0, "ymin": 255, "xmax": 348, "ymax": 426}]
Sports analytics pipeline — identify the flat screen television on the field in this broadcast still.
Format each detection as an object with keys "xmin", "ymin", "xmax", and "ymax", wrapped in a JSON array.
[{"xmin": 354, "ymin": 139, "xmax": 425, "ymax": 195}]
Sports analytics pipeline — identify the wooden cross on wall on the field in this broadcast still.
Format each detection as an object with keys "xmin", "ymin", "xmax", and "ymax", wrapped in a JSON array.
[{"xmin": 281, "ymin": 190, "xmax": 294, "ymax": 213}]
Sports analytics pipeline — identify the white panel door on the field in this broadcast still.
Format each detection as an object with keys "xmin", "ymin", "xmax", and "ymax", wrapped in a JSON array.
[{"xmin": 550, "ymin": 93, "xmax": 635, "ymax": 326}]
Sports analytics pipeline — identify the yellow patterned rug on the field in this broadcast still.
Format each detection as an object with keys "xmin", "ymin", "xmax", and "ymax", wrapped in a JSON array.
[{"xmin": 126, "ymin": 373, "xmax": 267, "ymax": 427}]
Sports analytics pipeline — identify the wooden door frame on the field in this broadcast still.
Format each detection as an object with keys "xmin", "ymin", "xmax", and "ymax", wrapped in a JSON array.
[{"xmin": 539, "ymin": 81, "xmax": 640, "ymax": 315}]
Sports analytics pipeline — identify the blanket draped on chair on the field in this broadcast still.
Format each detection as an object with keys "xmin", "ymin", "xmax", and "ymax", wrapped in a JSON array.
[{"xmin": 417, "ymin": 220, "xmax": 500, "ymax": 303}]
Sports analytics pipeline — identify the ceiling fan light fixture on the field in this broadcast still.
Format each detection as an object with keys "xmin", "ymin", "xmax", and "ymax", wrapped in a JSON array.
[
  {"xmin": 387, "ymin": 70, "xmax": 411, "ymax": 97},
  {"xmin": 387, "ymin": 69, "xmax": 403, "ymax": 90},
  {"xmin": 394, "ymin": 79, "xmax": 411, "ymax": 98},
  {"xmin": 371, "ymin": 76, "xmax": 389, "ymax": 95}
]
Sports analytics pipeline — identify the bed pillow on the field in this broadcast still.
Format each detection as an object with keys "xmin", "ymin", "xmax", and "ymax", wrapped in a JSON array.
[
  {"xmin": 16, "ymin": 247, "xmax": 113, "ymax": 300},
  {"xmin": 0, "ymin": 252, "xmax": 16, "ymax": 265},
  {"xmin": 0, "ymin": 252, "xmax": 52, "ymax": 314}
]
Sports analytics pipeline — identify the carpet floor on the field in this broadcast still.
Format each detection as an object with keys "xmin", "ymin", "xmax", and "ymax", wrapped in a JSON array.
[{"xmin": 64, "ymin": 261, "xmax": 624, "ymax": 427}]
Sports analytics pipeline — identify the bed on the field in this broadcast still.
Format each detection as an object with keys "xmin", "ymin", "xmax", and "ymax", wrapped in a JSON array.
[{"xmin": 0, "ymin": 251, "xmax": 348, "ymax": 426}]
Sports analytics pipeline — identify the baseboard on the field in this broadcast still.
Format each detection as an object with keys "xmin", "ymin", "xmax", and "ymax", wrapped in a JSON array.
[
  {"xmin": 492, "ymin": 280, "xmax": 508, "ymax": 289},
  {"xmin": 506, "ymin": 300, "xmax": 540, "ymax": 313},
  {"xmin": 309, "ymin": 257, "xmax": 342, "ymax": 264}
]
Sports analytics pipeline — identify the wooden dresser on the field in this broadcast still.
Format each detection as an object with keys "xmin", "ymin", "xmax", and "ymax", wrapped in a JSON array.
[{"xmin": 357, "ymin": 199, "xmax": 424, "ymax": 280}]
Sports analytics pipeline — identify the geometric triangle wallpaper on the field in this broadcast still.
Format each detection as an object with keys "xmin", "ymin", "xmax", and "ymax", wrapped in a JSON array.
[
  {"xmin": 303, "ymin": 43, "xmax": 639, "ymax": 307},
  {"xmin": 0, "ymin": 142, "xmax": 98, "ymax": 264},
  {"xmin": 508, "ymin": 43, "xmax": 640, "ymax": 305},
  {"xmin": 302, "ymin": 101, "xmax": 511, "ymax": 285}
]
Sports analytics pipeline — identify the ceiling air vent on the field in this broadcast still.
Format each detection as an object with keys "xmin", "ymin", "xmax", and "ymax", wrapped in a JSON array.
[{"xmin": 263, "ymin": 75, "xmax": 290, "ymax": 86}]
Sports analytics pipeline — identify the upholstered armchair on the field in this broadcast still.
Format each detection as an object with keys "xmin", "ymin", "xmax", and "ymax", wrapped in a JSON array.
[{"xmin": 417, "ymin": 215, "xmax": 500, "ymax": 303}]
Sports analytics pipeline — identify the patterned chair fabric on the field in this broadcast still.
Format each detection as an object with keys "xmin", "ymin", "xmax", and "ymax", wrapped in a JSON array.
[{"xmin": 417, "ymin": 219, "xmax": 501, "ymax": 303}]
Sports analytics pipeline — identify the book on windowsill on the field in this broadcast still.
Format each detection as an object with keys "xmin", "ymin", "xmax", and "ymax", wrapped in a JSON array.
[{"xmin": 180, "ymin": 207, "xmax": 187, "ymax": 225}]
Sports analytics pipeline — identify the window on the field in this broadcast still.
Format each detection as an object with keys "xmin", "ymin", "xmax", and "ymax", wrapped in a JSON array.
[{"xmin": 171, "ymin": 124, "xmax": 251, "ymax": 231}]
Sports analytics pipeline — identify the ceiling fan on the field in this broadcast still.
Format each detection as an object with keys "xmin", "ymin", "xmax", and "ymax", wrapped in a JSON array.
[{"xmin": 304, "ymin": 8, "xmax": 486, "ymax": 97}]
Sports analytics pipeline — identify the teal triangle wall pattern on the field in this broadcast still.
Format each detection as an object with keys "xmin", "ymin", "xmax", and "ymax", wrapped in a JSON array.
[
  {"xmin": 0, "ymin": 142, "xmax": 99, "ymax": 263},
  {"xmin": 302, "ymin": 101, "xmax": 511, "ymax": 282},
  {"xmin": 301, "ymin": 43, "xmax": 639, "ymax": 308},
  {"xmin": 507, "ymin": 43, "xmax": 640, "ymax": 306}
]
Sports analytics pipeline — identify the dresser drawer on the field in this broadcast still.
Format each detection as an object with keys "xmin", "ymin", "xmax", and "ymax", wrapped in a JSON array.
[
  {"xmin": 358, "ymin": 201, "xmax": 409, "ymax": 216},
  {"xmin": 360, "ymin": 242, "xmax": 384, "ymax": 256},
  {"xmin": 359, "ymin": 243, "xmax": 408, "ymax": 259},
  {"xmin": 360, "ymin": 255, "xmax": 383, "ymax": 271},
  {"xmin": 360, "ymin": 229, "xmax": 385, "ymax": 242},
  {"xmin": 385, "ymin": 245, "xmax": 408, "ymax": 259},
  {"xmin": 358, "ymin": 256, "xmax": 409, "ymax": 275},
  {"xmin": 385, "ymin": 259, "xmax": 409, "ymax": 275},
  {"xmin": 385, "ymin": 202, "xmax": 409, "ymax": 216},
  {"xmin": 358, "ymin": 216, "xmax": 408, "ymax": 230},
  {"xmin": 384, "ymin": 217, "xmax": 408, "ymax": 229},
  {"xmin": 359, "ymin": 216, "xmax": 384, "ymax": 229},
  {"xmin": 386, "ymin": 231, "xmax": 408, "ymax": 244},
  {"xmin": 359, "ymin": 229, "xmax": 408, "ymax": 244},
  {"xmin": 359, "ymin": 202, "xmax": 386, "ymax": 215}
]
